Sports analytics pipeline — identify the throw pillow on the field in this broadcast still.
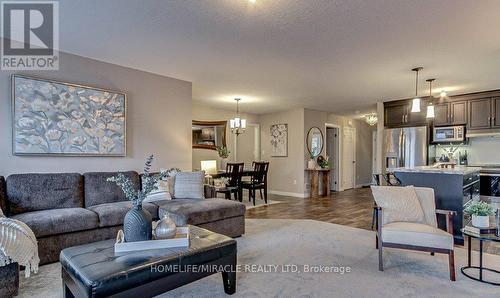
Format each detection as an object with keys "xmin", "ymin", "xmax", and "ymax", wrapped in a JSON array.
[
  {"xmin": 142, "ymin": 173, "xmax": 176, "ymax": 202},
  {"xmin": 371, "ymin": 185, "xmax": 425, "ymax": 225},
  {"xmin": 173, "ymin": 171, "xmax": 205, "ymax": 199}
]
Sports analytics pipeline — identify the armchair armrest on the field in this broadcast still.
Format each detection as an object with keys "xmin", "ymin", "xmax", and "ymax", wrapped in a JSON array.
[
  {"xmin": 435, "ymin": 209, "xmax": 456, "ymax": 234},
  {"xmin": 204, "ymin": 184, "xmax": 216, "ymax": 199}
]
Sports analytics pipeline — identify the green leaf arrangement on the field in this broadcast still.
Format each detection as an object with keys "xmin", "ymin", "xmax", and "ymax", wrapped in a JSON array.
[
  {"xmin": 216, "ymin": 146, "xmax": 230, "ymax": 158},
  {"xmin": 464, "ymin": 201, "xmax": 495, "ymax": 216},
  {"xmin": 107, "ymin": 154, "xmax": 179, "ymax": 208}
]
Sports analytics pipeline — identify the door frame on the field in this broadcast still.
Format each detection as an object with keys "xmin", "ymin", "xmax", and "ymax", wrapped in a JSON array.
[
  {"xmin": 325, "ymin": 123, "xmax": 342, "ymax": 191},
  {"xmin": 342, "ymin": 126, "xmax": 357, "ymax": 190}
]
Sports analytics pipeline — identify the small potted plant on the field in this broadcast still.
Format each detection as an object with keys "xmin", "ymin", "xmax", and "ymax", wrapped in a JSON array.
[
  {"xmin": 464, "ymin": 201, "xmax": 495, "ymax": 228},
  {"xmin": 216, "ymin": 146, "xmax": 230, "ymax": 170},
  {"xmin": 107, "ymin": 155, "xmax": 178, "ymax": 242}
]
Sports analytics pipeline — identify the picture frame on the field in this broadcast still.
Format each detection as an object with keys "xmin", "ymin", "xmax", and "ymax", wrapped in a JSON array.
[
  {"xmin": 11, "ymin": 75, "xmax": 127, "ymax": 156},
  {"xmin": 270, "ymin": 123, "xmax": 288, "ymax": 157}
]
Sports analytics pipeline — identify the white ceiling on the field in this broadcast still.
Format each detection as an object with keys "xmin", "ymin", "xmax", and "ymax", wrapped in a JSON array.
[{"xmin": 54, "ymin": 0, "xmax": 500, "ymax": 114}]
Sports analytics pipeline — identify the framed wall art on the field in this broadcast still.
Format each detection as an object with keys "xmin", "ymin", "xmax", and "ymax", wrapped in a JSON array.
[
  {"xmin": 12, "ymin": 75, "xmax": 127, "ymax": 156},
  {"xmin": 270, "ymin": 123, "xmax": 288, "ymax": 157}
]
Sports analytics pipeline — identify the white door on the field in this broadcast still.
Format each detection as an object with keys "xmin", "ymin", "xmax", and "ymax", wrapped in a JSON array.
[
  {"xmin": 326, "ymin": 127, "xmax": 339, "ymax": 191},
  {"xmin": 342, "ymin": 127, "xmax": 356, "ymax": 190}
]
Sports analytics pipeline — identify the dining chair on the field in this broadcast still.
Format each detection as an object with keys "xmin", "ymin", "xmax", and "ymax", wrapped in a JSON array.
[
  {"xmin": 216, "ymin": 163, "xmax": 244, "ymax": 201},
  {"xmin": 241, "ymin": 161, "xmax": 269, "ymax": 206}
]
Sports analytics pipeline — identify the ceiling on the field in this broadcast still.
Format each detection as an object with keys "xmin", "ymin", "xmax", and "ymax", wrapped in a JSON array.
[{"xmin": 52, "ymin": 0, "xmax": 500, "ymax": 114}]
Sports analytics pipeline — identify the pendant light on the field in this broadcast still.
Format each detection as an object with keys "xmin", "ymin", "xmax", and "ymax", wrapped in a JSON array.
[
  {"xmin": 426, "ymin": 78, "xmax": 435, "ymax": 119},
  {"xmin": 229, "ymin": 98, "xmax": 246, "ymax": 136},
  {"xmin": 411, "ymin": 67, "xmax": 423, "ymax": 113}
]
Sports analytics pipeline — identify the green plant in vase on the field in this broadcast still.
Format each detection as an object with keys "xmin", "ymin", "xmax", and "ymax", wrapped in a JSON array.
[
  {"xmin": 464, "ymin": 201, "xmax": 495, "ymax": 228},
  {"xmin": 107, "ymin": 155, "xmax": 179, "ymax": 242}
]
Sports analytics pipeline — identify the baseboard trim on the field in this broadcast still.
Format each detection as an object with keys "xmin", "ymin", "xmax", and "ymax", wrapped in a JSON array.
[{"xmin": 269, "ymin": 190, "xmax": 307, "ymax": 198}]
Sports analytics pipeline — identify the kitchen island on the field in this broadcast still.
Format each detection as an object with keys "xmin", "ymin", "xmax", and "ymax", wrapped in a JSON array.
[{"xmin": 393, "ymin": 166, "xmax": 481, "ymax": 245}]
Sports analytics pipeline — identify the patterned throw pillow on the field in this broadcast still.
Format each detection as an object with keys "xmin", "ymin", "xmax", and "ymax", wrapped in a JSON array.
[
  {"xmin": 371, "ymin": 185, "xmax": 425, "ymax": 225},
  {"xmin": 143, "ymin": 175, "xmax": 175, "ymax": 202},
  {"xmin": 173, "ymin": 171, "xmax": 205, "ymax": 199}
]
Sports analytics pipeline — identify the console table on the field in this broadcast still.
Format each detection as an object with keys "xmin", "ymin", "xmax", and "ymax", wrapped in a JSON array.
[{"xmin": 305, "ymin": 168, "xmax": 330, "ymax": 198}]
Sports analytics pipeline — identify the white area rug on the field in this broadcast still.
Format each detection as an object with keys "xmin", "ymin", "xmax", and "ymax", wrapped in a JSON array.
[{"xmin": 19, "ymin": 219, "xmax": 500, "ymax": 297}]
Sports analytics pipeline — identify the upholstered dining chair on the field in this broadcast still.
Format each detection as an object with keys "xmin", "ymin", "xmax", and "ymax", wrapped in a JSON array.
[{"xmin": 371, "ymin": 186, "xmax": 457, "ymax": 281}]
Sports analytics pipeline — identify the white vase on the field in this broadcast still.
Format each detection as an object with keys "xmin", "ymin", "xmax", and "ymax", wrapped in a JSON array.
[
  {"xmin": 220, "ymin": 158, "xmax": 228, "ymax": 171},
  {"xmin": 308, "ymin": 159, "xmax": 316, "ymax": 169},
  {"xmin": 471, "ymin": 215, "xmax": 489, "ymax": 228}
]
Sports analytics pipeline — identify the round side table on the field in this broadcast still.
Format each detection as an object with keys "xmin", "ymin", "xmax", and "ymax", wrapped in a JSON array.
[{"xmin": 461, "ymin": 228, "xmax": 500, "ymax": 286}]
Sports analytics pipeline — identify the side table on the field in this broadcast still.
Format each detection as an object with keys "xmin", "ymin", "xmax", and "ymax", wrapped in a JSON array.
[{"xmin": 461, "ymin": 228, "xmax": 500, "ymax": 286}]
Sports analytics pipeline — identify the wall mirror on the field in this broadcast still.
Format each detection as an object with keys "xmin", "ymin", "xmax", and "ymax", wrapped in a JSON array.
[
  {"xmin": 306, "ymin": 126, "xmax": 324, "ymax": 158},
  {"xmin": 192, "ymin": 120, "xmax": 227, "ymax": 150}
]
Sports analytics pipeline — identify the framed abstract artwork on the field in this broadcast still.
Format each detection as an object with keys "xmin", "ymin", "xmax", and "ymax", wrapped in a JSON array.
[
  {"xmin": 270, "ymin": 123, "xmax": 288, "ymax": 157},
  {"xmin": 12, "ymin": 75, "xmax": 127, "ymax": 156}
]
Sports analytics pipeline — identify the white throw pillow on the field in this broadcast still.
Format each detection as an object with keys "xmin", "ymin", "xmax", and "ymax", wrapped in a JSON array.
[
  {"xmin": 371, "ymin": 185, "xmax": 425, "ymax": 225},
  {"xmin": 173, "ymin": 171, "xmax": 205, "ymax": 199},
  {"xmin": 142, "ymin": 175, "xmax": 175, "ymax": 202}
]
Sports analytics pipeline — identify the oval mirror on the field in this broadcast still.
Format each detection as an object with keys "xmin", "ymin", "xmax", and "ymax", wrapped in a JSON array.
[{"xmin": 306, "ymin": 127, "xmax": 324, "ymax": 158}]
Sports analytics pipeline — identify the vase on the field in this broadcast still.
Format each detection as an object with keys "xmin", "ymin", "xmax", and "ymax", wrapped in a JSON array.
[
  {"xmin": 154, "ymin": 214, "xmax": 177, "ymax": 239},
  {"xmin": 471, "ymin": 214, "xmax": 489, "ymax": 228},
  {"xmin": 123, "ymin": 204, "xmax": 152, "ymax": 242},
  {"xmin": 307, "ymin": 159, "xmax": 316, "ymax": 169},
  {"xmin": 220, "ymin": 158, "xmax": 228, "ymax": 171}
]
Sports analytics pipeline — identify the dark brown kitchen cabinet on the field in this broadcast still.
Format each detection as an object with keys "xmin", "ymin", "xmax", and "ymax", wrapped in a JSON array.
[
  {"xmin": 450, "ymin": 101, "xmax": 467, "ymax": 124},
  {"xmin": 433, "ymin": 103, "xmax": 450, "ymax": 126},
  {"xmin": 494, "ymin": 97, "xmax": 500, "ymax": 127},
  {"xmin": 469, "ymin": 98, "xmax": 492, "ymax": 129},
  {"xmin": 384, "ymin": 104, "xmax": 407, "ymax": 127}
]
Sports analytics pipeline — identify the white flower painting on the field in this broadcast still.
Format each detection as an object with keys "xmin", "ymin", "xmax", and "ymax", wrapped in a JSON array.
[
  {"xmin": 13, "ymin": 76, "xmax": 126, "ymax": 156},
  {"xmin": 270, "ymin": 123, "xmax": 288, "ymax": 157}
]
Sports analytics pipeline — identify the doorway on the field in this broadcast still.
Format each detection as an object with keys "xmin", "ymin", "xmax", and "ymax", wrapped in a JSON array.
[
  {"xmin": 342, "ymin": 126, "xmax": 356, "ymax": 190},
  {"xmin": 325, "ymin": 124, "xmax": 340, "ymax": 192}
]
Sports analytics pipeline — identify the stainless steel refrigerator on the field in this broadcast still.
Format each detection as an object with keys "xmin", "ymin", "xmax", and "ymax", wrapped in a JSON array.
[{"xmin": 384, "ymin": 126, "xmax": 428, "ymax": 171}]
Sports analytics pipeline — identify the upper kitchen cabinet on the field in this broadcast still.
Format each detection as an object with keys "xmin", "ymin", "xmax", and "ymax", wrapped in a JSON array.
[
  {"xmin": 433, "ymin": 103, "xmax": 449, "ymax": 126},
  {"xmin": 432, "ymin": 100, "xmax": 467, "ymax": 126},
  {"xmin": 469, "ymin": 98, "xmax": 493, "ymax": 129},
  {"xmin": 494, "ymin": 97, "xmax": 500, "ymax": 128},
  {"xmin": 384, "ymin": 102, "xmax": 427, "ymax": 128},
  {"xmin": 384, "ymin": 103, "xmax": 407, "ymax": 127},
  {"xmin": 450, "ymin": 101, "xmax": 467, "ymax": 124}
]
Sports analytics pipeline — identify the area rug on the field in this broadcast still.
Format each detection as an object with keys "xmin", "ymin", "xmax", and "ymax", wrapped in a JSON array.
[{"xmin": 18, "ymin": 219, "xmax": 500, "ymax": 297}]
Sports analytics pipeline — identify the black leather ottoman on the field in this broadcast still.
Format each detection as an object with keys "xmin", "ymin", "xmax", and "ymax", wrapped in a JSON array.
[{"xmin": 60, "ymin": 226, "xmax": 237, "ymax": 297}]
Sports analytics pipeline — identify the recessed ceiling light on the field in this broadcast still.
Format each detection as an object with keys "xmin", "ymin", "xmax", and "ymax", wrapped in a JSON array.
[{"xmin": 249, "ymin": 0, "xmax": 256, "ymax": 3}]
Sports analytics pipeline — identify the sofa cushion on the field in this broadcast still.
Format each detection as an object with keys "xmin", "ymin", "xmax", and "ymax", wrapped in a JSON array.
[
  {"xmin": 155, "ymin": 198, "xmax": 246, "ymax": 226},
  {"xmin": 11, "ymin": 208, "xmax": 98, "ymax": 238},
  {"xmin": 6, "ymin": 173, "xmax": 84, "ymax": 215},
  {"xmin": 87, "ymin": 201, "xmax": 159, "ymax": 228},
  {"xmin": 83, "ymin": 171, "xmax": 140, "ymax": 207},
  {"xmin": 382, "ymin": 222, "xmax": 454, "ymax": 250}
]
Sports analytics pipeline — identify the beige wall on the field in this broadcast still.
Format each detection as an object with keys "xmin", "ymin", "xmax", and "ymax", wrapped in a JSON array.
[
  {"xmin": 0, "ymin": 48, "xmax": 192, "ymax": 176},
  {"xmin": 260, "ymin": 108, "xmax": 305, "ymax": 196},
  {"xmin": 327, "ymin": 113, "xmax": 375, "ymax": 188},
  {"xmin": 192, "ymin": 103, "xmax": 260, "ymax": 170},
  {"xmin": 304, "ymin": 109, "xmax": 329, "ymax": 193}
]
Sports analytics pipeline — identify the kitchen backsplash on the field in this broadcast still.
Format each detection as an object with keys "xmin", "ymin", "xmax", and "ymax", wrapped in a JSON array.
[{"xmin": 435, "ymin": 136, "xmax": 500, "ymax": 165}]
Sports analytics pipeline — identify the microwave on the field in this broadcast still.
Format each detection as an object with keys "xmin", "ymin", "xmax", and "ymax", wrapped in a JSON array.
[{"xmin": 433, "ymin": 125, "xmax": 466, "ymax": 143}]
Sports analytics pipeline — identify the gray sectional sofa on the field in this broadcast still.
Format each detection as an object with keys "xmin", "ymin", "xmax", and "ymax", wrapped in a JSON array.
[{"xmin": 0, "ymin": 171, "xmax": 246, "ymax": 265}]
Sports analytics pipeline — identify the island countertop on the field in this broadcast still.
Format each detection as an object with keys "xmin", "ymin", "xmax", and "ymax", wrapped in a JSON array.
[{"xmin": 391, "ymin": 166, "xmax": 481, "ymax": 175}]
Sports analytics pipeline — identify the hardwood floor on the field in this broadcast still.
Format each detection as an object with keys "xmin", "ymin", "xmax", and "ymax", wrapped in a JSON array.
[{"xmin": 244, "ymin": 187, "xmax": 500, "ymax": 255}]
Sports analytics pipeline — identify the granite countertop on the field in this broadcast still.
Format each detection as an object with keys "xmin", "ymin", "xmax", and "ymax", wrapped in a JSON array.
[{"xmin": 391, "ymin": 166, "xmax": 481, "ymax": 175}]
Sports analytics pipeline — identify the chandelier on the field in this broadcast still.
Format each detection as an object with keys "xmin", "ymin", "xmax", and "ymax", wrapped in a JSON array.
[
  {"xmin": 364, "ymin": 113, "xmax": 378, "ymax": 126},
  {"xmin": 229, "ymin": 98, "xmax": 246, "ymax": 136}
]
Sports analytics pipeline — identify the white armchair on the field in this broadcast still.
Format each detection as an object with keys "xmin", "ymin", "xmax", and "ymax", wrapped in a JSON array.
[{"xmin": 372, "ymin": 186, "xmax": 456, "ymax": 281}]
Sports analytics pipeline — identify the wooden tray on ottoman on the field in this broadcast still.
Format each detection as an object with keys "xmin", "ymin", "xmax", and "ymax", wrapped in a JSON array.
[{"xmin": 114, "ymin": 227, "xmax": 190, "ymax": 253}]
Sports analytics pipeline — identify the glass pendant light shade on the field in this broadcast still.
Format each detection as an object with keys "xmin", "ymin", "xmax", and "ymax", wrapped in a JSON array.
[
  {"xmin": 230, "ymin": 98, "xmax": 246, "ymax": 135},
  {"xmin": 411, "ymin": 97, "xmax": 421, "ymax": 113},
  {"xmin": 426, "ymin": 104, "xmax": 435, "ymax": 118},
  {"xmin": 410, "ymin": 67, "xmax": 423, "ymax": 113}
]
